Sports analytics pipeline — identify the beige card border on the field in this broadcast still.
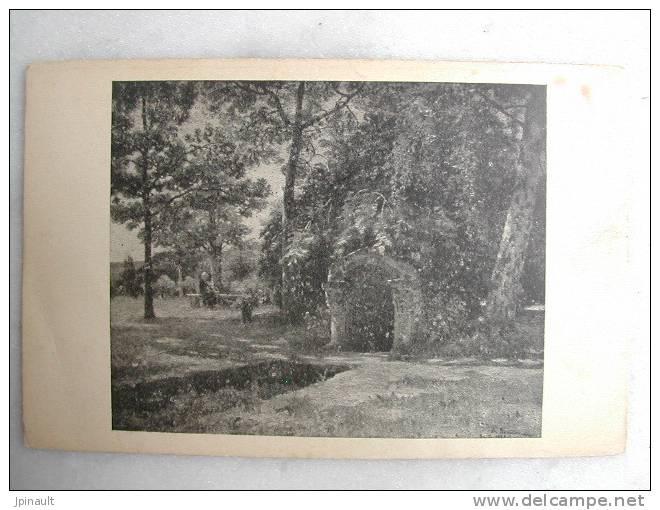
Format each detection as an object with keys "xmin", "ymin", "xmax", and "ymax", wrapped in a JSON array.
[{"xmin": 22, "ymin": 59, "xmax": 628, "ymax": 458}]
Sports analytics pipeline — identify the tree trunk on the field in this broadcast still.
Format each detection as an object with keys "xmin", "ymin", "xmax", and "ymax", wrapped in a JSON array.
[
  {"xmin": 176, "ymin": 263, "xmax": 184, "ymax": 297},
  {"xmin": 141, "ymin": 95, "xmax": 156, "ymax": 319},
  {"xmin": 487, "ymin": 87, "xmax": 545, "ymax": 321},
  {"xmin": 143, "ymin": 210, "xmax": 155, "ymax": 319},
  {"xmin": 207, "ymin": 206, "xmax": 224, "ymax": 291},
  {"xmin": 281, "ymin": 81, "xmax": 305, "ymax": 325},
  {"xmin": 210, "ymin": 243, "xmax": 223, "ymax": 291}
]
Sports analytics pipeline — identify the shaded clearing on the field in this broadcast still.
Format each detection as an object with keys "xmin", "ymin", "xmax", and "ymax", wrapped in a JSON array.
[
  {"xmin": 110, "ymin": 297, "xmax": 543, "ymax": 436},
  {"xmin": 112, "ymin": 360, "xmax": 348, "ymax": 431}
]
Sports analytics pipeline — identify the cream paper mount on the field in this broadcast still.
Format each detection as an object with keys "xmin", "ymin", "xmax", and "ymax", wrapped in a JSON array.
[{"xmin": 23, "ymin": 59, "xmax": 628, "ymax": 458}]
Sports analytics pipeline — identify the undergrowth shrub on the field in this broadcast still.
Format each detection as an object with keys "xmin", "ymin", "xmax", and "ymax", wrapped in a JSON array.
[
  {"xmin": 436, "ymin": 318, "xmax": 534, "ymax": 360},
  {"xmin": 286, "ymin": 310, "xmax": 331, "ymax": 353}
]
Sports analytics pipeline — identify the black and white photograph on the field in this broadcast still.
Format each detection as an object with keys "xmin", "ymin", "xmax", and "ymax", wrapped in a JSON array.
[
  {"xmin": 13, "ymin": 7, "xmax": 649, "ymax": 495},
  {"xmin": 110, "ymin": 79, "xmax": 546, "ymax": 438}
]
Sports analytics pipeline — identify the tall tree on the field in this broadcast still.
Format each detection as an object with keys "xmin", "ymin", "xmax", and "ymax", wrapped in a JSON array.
[
  {"xmin": 481, "ymin": 85, "xmax": 546, "ymax": 321},
  {"xmin": 111, "ymin": 82, "xmax": 196, "ymax": 318},
  {"xmin": 119, "ymin": 255, "xmax": 142, "ymax": 298},
  {"xmin": 207, "ymin": 81, "xmax": 363, "ymax": 323},
  {"xmin": 151, "ymin": 228, "xmax": 202, "ymax": 297},
  {"xmin": 154, "ymin": 125, "xmax": 270, "ymax": 291}
]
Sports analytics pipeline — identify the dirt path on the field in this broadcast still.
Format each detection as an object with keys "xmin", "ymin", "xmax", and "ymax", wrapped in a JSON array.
[
  {"xmin": 185, "ymin": 358, "xmax": 543, "ymax": 438},
  {"xmin": 111, "ymin": 297, "xmax": 543, "ymax": 437}
]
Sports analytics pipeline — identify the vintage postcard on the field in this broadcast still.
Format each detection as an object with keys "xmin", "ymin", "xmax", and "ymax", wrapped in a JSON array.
[{"xmin": 22, "ymin": 59, "xmax": 628, "ymax": 458}]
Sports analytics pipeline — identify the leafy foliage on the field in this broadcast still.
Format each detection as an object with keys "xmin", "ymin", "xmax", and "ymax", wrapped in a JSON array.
[
  {"xmin": 111, "ymin": 82, "xmax": 271, "ymax": 313},
  {"xmin": 258, "ymin": 82, "xmax": 544, "ymax": 351},
  {"xmin": 154, "ymin": 274, "xmax": 177, "ymax": 297},
  {"xmin": 111, "ymin": 79, "xmax": 545, "ymax": 355},
  {"xmin": 119, "ymin": 256, "xmax": 142, "ymax": 298}
]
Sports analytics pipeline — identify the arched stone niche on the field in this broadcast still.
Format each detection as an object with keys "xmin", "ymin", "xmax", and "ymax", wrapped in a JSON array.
[{"xmin": 325, "ymin": 250, "xmax": 423, "ymax": 353}]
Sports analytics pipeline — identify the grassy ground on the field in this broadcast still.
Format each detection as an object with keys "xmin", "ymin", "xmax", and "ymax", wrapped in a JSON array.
[{"xmin": 111, "ymin": 296, "xmax": 543, "ymax": 437}]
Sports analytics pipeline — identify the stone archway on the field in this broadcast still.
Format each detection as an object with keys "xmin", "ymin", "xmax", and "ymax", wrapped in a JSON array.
[{"xmin": 324, "ymin": 250, "xmax": 422, "ymax": 353}]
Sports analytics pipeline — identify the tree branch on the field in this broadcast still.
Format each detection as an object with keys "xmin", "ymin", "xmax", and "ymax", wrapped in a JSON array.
[
  {"xmin": 302, "ymin": 84, "xmax": 364, "ymax": 129},
  {"xmin": 235, "ymin": 82, "xmax": 291, "ymax": 127},
  {"xmin": 345, "ymin": 103, "xmax": 359, "ymax": 123},
  {"xmin": 149, "ymin": 185, "xmax": 229, "ymax": 220},
  {"xmin": 330, "ymin": 82, "xmax": 354, "ymax": 98},
  {"xmin": 475, "ymin": 91, "xmax": 525, "ymax": 127}
]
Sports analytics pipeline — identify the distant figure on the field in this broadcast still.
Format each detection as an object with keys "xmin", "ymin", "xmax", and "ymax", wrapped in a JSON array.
[
  {"xmin": 240, "ymin": 293, "xmax": 256, "ymax": 324},
  {"xmin": 199, "ymin": 272, "xmax": 217, "ymax": 309}
]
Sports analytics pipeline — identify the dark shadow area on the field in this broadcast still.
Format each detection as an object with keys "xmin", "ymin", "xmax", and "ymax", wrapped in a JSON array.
[
  {"xmin": 344, "ymin": 264, "xmax": 395, "ymax": 352},
  {"xmin": 111, "ymin": 360, "xmax": 349, "ymax": 431}
]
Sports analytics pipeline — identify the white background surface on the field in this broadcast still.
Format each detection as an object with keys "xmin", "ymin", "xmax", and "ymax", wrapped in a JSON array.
[{"xmin": 10, "ymin": 10, "xmax": 650, "ymax": 489}]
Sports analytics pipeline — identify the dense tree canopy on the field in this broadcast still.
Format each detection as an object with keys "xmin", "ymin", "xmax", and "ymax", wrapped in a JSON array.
[
  {"xmin": 111, "ymin": 81, "xmax": 198, "ymax": 318},
  {"xmin": 258, "ymin": 82, "xmax": 544, "ymax": 339},
  {"xmin": 111, "ymin": 82, "xmax": 269, "ymax": 316},
  {"xmin": 112, "ymin": 80, "xmax": 545, "ymax": 349}
]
